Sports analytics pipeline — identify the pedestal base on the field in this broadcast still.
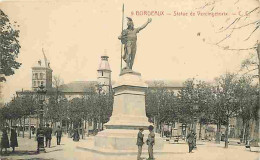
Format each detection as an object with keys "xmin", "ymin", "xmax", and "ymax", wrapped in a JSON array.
[
  {"xmin": 93, "ymin": 71, "xmax": 164, "ymax": 150},
  {"xmin": 94, "ymin": 129, "xmax": 164, "ymax": 150}
]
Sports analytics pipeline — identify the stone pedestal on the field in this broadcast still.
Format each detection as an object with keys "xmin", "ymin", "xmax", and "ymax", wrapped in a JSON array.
[{"xmin": 94, "ymin": 70, "xmax": 164, "ymax": 151}]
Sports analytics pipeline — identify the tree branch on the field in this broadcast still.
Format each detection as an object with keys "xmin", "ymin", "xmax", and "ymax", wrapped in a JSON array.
[
  {"xmin": 216, "ymin": 26, "xmax": 235, "ymax": 45},
  {"xmin": 218, "ymin": 18, "xmax": 240, "ymax": 33},
  {"xmin": 231, "ymin": 20, "xmax": 260, "ymax": 29},
  {"xmin": 244, "ymin": 26, "xmax": 259, "ymax": 41},
  {"xmin": 242, "ymin": 67, "xmax": 258, "ymax": 76},
  {"xmin": 207, "ymin": 42, "xmax": 257, "ymax": 51}
]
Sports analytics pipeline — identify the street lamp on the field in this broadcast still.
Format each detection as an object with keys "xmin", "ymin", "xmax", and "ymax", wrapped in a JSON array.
[
  {"xmin": 36, "ymin": 84, "xmax": 47, "ymax": 153},
  {"xmin": 37, "ymin": 84, "xmax": 47, "ymax": 126}
]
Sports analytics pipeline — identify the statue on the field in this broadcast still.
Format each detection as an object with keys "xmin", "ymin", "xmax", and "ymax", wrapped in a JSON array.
[{"xmin": 118, "ymin": 17, "xmax": 152, "ymax": 70}]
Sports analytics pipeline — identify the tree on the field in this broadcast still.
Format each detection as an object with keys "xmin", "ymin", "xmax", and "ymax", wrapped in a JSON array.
[
  {"xmin": 197, "ymin": 0, "xmax": 260, "ymax": 143},
  {"xmin": 145, "ymin": 81, "xmax": 175, "ymax": 134},
  {"xmin": 234, "ymin": 76, "xmax": 258, "ymax": 143},
  {"xmin": 0, "ymin": 9, "xmax": 21, "ymax": 79},
  {"xmin": 214, "ymin": 73, "xmax": 240, "ymax": 148}
]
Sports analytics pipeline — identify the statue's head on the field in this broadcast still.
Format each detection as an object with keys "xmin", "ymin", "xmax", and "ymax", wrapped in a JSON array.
[{"xmin": 127, "ymin": 17, "xmax": 134, "ymax": 29}]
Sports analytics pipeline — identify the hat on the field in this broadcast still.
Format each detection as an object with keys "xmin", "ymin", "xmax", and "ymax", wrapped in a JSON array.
[
  {"xmin": 139, "ymin": 127, "xmax": 144, "ymax": 131},
  {"xmin": 126, "ymin": 17, "xmax": 133, "ymax": 21},
  {"xmin": 148, "ymin": 125, "xmax": 154, "ymax": 131}
]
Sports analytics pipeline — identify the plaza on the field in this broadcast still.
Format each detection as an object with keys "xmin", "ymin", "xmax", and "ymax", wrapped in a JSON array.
[{"xmin": 0, "ymin": 133, "xmax": 259, "ymax": 160}]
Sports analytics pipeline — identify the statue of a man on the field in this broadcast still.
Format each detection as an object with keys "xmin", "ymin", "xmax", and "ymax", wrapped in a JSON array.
[{"xmin": 118, "ymin": 17, "xmax": 152, "ymax": 70}]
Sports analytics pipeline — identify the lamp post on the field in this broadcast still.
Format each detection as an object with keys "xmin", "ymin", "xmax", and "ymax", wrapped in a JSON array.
[
  {"xmin": 36, "ymin": 84, "xmax": 47, "ymax": 153},
  {"xmin": 37, "ymin": 84, "xmax": 47, "ymax": 126}
]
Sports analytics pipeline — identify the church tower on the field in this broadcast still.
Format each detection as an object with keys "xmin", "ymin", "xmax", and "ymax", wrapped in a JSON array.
[
  {"xmin": 32, "ymin": 51, "xmax": 52, "ymax": 91},
  {"xmin": 97, "ymin": 53, "xmax": 112, "ymax": 93}
]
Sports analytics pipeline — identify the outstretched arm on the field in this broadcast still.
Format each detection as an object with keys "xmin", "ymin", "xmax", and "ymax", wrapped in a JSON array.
[{"xmin": 138, "ymin": 18, "xmax": 152, "ymax": 32}]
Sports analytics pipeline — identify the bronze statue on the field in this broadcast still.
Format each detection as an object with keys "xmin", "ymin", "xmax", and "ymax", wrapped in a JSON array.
[{"xmin": 118, "ymin": 17, "xmax": 152, "ymax": 70}]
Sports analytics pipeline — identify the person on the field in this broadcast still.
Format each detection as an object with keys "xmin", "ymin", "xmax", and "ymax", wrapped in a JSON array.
[
  {"xmin": 0, "ymin": 127, "xmax": 10, "ymax": 154},
  {"xmin": 146, "ymin": 125, "xmax": 155, "ymax": 160},
  {"xmin": 36, "ymin": 125, "xmax": 45, "ymax": 153},
  {"xmin": 186, "ymin": 130, "xmax": 195, "ymax": 153},
  {"xmin": 118, "ymin": 17, "xmax": 152, "ymax": 70},
  {"xmin": 10, "ymin": 127, "xmax": 18, "ymax": 152},
  {"xmin": 73, "ymin": 128, "xmax": 80, "ymax": 142},
  {"xmin": 55, "ymin": 126, "xmax": 62, "ymax": 145},
  {"xmin": 45, "ymin": 124, "xmax": 52, "ymax": 148},
  {"xmin": 32, "ymin": 126, "xmax": 35, "ymax": 135},
  {"xmin": 136, "ymin": 128, "xmax": 144, "ymax": 160}
]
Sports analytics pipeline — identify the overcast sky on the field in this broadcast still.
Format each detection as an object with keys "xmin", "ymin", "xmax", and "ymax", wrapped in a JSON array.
[{"xmin": 1, "ymin": 0, "xmax": 259, "ymax": 102}]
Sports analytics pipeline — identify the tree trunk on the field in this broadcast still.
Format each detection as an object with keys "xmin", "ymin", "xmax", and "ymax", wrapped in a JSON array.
[
  {"xmin": 153, "ymin": 116, "xmax": 157, "ymax": 133},
  {"xmin": 199, "ymin": 121, "xmax": 202, "ymax": 140},
  {"xmin": 81, "ymin": 119, "xmax": 84, "ymax": 139},
  {"xmin": 18, "ymin": 118, "xmax": 22, "ymax": 137},
  {"xmin": 86, "ymin": 119, "xmax": 89, "ymax": 137},
  {"xmin": 22, "ymin": 116, "xmax": 25, "ymax": 138},
  {"xmin": 10, "ymin": 119, "xmax": 12, "ymax": 133},
  {"xmin": 29, "ymin": 115, "xmax": 31, "ymax": 139},
  {"xmin": 216, "ymin": 121, "xmax": 221, "ymax": 144},
  {"xmin": 242, "ymin": 121, "xmax": 246, "ymax": 143},
  {"xmin": 65, "ymin": 121, "xmax": 68, "ymax": 134},
  {"xmin": 225, "ymin": 118, "xmax": 229, "ymax": 148}
]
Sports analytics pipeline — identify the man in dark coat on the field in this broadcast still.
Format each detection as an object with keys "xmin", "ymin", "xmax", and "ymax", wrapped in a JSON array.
[
  {"xmin": 10, "ymin": 127, "xmax": 18, "ymax": 152},
  {"xmin": 136, "ymin": 128, "xmax": 144, "ymax": 160},
  {"xmin": 146, "ymin": 125, "xmax": 155, "ymax": 160},
  {"xmin": 73, "ymin": 128, "xmax": 80, "ymax": 142},
  {"xmin": 55, "ymin": 126, "xmax": 62, "ymax": 145},
  {"xmin": 45, "ymin": 124, "xmax": 52, "ymax": 148},
  {"xmin": 0, "ymin": 127, "xmax": 10, "ymax": 154},
  {"xmin": 187, "ymin": 130, "xmax": 195, "ymax": 153}
]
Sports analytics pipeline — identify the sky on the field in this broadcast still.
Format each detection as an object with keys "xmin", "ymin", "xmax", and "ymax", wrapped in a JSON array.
[{"xmin": 1, "ymin": 0, "xmax": 259, "ymax": 102}]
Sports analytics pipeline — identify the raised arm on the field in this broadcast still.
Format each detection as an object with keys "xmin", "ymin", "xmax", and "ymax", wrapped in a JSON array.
[{"xmin": 138, "ymin": 18, "xmax": 152, "ymax": 32}]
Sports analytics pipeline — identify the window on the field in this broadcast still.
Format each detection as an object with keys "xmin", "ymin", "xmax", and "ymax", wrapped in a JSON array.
[
  {"xmin": 101, "ymin": 71, "xmax": 103, "ymax": 76},
  {"xmin": 35, "ymin": 73, "xmax": 38, "ymax": 79},
  {"xmin": 33, "ymin": 81, "xmax": 36, "ymax": 86},
  {"xmin": 40, "ymin": 73, "xmax": 43, "ymax": 79}
]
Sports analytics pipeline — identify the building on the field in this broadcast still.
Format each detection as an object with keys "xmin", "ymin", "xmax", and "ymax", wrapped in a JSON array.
[
  {"xmin": 16, "ymin": 52, "xmax": 185, "ymax": 133},
  {"xmin": 32, "ymin": 59, "xmax": 52, "ymax": 91}
]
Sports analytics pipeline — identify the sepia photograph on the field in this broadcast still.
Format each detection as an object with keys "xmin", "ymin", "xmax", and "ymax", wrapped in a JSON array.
[{"xmin": 0, "ymin": 0, "xmax": 259, "ymax": 159}]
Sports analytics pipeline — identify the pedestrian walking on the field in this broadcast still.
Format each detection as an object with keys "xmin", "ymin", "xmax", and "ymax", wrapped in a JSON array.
[
  {"xmin": 0, "ymin": 127, "xmax": 10, "ymax": 155},
  {"xmin": 187, "ymin": 130, "xmax": 195, "ymax": 153},
  {"xmin": 45, "ymin": 124, "xmax": 52, "ymax": 148},
  {"xmin": 136, "ymin": 128, "xmax": 144, "ymax": 160},
  {"xmin": 73, "ymin": 128, "xmax": 80, "ymax": 142},
  {"xmin": 10, "ymin": 127, "xmax": 18, "ymax": 152},
  {"xmin": 55, "ymin": 126, "xmax": 62, "ymax": 145},
  {"xmin": 146, "ymin": 125, "xmax": 155, "ymax": 160}
]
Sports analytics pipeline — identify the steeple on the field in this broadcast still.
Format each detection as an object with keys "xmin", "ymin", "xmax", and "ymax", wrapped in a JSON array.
[{"xmin": 97, "ymin": 50, "xmax": 112, "ymax": 93}]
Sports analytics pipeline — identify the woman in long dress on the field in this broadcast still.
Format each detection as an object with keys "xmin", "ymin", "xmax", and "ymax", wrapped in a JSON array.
[
  {"xmin": 0, "ymin": 128, "xmax": 10, "ymax": 154},
  {"xmin": 10, "ymin": 127, "xmax": 18, "ymax": 152}
]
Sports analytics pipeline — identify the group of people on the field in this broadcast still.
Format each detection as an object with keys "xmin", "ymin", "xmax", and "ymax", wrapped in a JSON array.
[
  {"xmin": 0, "ymin": 127, "xmax": 18, "ymax": 155},
  {"xmin": 136, "ymin": 126, "xmax": 197, "ymax": 160},
  {"xmin": 36, "ymin": 124, "xmax": 63, "ymax": 152},
  {"xmin": 136, "ymin": 125, "xmax": 155, "ymax": 160}
]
